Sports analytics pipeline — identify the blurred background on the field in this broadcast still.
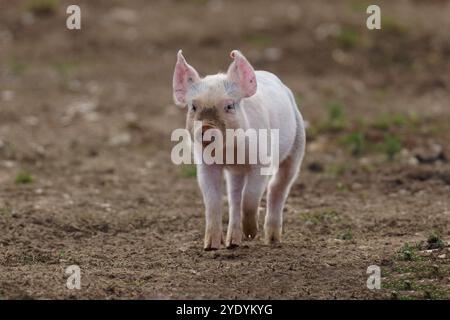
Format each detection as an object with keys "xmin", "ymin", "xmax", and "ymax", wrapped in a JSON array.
[{"xmin": 0, "ymin": 0, "xmax": 449, "ymax": 299}]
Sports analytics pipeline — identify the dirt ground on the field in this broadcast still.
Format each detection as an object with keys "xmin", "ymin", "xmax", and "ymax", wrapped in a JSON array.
[{"xmin": 0, "ymin": 0, "xmax": 449, "ymax": 299}]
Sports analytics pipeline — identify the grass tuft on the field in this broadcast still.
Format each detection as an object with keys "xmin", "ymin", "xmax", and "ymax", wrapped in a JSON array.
[
  {"xmin": 15, "ymin": 171, "xmax": 34, "ymax": 184},
  {"xmin": 180, "ymin": 165, "xmax": 197, "ymax": 178},
  {"xmin": 381, "ymin": 134, "xmax": 402, "ymax": 160},
  {"xmin": 337, "ymin": 230, "xmax": 353, "ymax": 240},
  {"xmin": 7, "ymin": 56, "xmax": 28, "ymax": 75},
  {"xmin": 336, "ymin": 26, "xmax": 359, "ymax": 49},
  {"xmin": 397, "ymin": 243, "xmax": 420, "ymax": 262},
  {"xmin": 426, "ymin": 233, "xmax": 445, "ymax": 250},
  {"xmin": 25, "ymin": 0, "xmax": 59, "ymax": 15},
  {"xmin": 343, "ymin": 132, "xmax": 365, "ymax": 156}
]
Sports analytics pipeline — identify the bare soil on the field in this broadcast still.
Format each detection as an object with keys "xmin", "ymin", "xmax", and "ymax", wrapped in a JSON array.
[{"xmin": 0, "ymin": 0, "xmax": 449, "ymax": 299}]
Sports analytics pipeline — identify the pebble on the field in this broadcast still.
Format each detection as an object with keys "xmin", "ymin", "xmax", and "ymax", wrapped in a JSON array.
[
  {"xmin": 1, "ymin": 90, "xmax": 14, "ymax": 102},
  {"xmin": 263, "ymin": 47, "xmax": 282, "ymax": 62},
  {"xmin": 107, "ymin": 8, "xmax": 138, "ymax": 25},
  {"xmin": 109, "ymin": 133, "xmax": 131, "ymax": 146},
  {"xmin": 207, "ymin": 0, "xmax": 224, "ymax": 13},
  {"xmin": 414, "ymin": 143, "xmax": 446, "ymax": 164}
]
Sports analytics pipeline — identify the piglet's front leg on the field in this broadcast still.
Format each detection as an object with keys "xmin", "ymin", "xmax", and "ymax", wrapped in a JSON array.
[{"xmin": 197, "ymin": 164, "xmax": 224, "ymax": 250}]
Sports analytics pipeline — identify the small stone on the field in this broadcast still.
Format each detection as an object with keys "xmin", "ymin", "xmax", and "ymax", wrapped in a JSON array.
[
  {"xmin": 2, "ymin": 160, "xmax": 15, "ymax": 168},
  {"xmin": 307, "ymin": 136, "xmax": 328, "ymax": 153},
  {"xmin": 351, "ymin": 183, "xmax": 362, "ymax": 190},
  {"xmin": 207, "ymin": 0, "xmax": 224, "ymax": 13},
  {"xmin": 109, "ymin": 133, "xmax": 131, "ymax": 146},
  {"xmin": 107, "ymin": 8, "xmax": 138, "ymax": 25},
  {"xmin": 21, "ymin": 12, "xmax": 35, "ymax": 26},
  {"xmin": 419, "ymin": 249, "xmax": 434, "ymax": 256},
  {"xmin": 1, "ymin": 90, "xmax": 14, "ymax": 102},
  {"xmin": 315, "ymin": 23, "xmax": 340, "ymax": 41},
  {"xmin": 285, "ymin": 5, "xmax": 302, "ymax": 21},
  {"xmin": 414, "ymin": 143, "xmax": 446, "ymax": 164},
  {"xmin": 24, "ymin": 116, "xmax": 39, "ymax": 126},
  {"xmin": 84, "ymin": 112, "xmax": 100, "ymax": 122},
  {"xmin": 332, "ymin": 49, "xmax": 351, "ymax": 65},
  {"xmin": 263, "ymin": 47, "xmax": 282, "ymax": 62},
  {"xmin": 125, "ymin": 112, "xmax": 137, "ymax": 123},
  {"xmin": 250, "ymin": 16, "xmax": 269, "ymax": 31},
  {"xmin": 408, "ymin": 157, "xmax": 419, "ymax": 166},
  {"xmin": 68, "ymin": 80, "xmax": 82, "ymax": 91}
]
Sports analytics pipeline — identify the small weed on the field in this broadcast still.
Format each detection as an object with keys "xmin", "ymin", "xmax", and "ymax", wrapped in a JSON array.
[
  {"xmin": 343, "ymin": 132, "xmax": 365, "ymax": 156},
  {"xmin": 53, "ymin": 61, "xmax": 78, "ymax": 77},
  {"xmin": 245, "ymin": 34, "xmax": 272, "ymax": 47},
  {"xmin": 325, "ymin": 163, "xmax": 348, "ymax": 178},
  {"xmin": 180, "ymin": 165, "xmax": 196, "ymax": 178},
  {"xmin": 328, "ymin": 102, "xmax": 344, "ymax": 123},
  {"xmin": 354, "ymin": 117, "xmax": 368, "ymax": 129},
  {"xmin": 299, "ymin": 210, "xmax": 342, "ymax": 225},
  {"xmin": 373, "ymin": 88, "xmax": 388, "ymax": 102},
  {"xmin": 0, "ymin": 206, "xmax": 12, "ymax": 216},
  {"xmin": 421, "ymin": 287, "xmax": 449, "ymax": 300},
  {"xmin": 397, "ymin": 243, "xmax": 420, "ymax": 261},
  {"xmin": 295, "ymin": 92, "xmax": 303, "ymax": 106},
  {"xmin": 386, "ymin": 238, "xmax": 450, "ymax": 300},
  {"xmin": 394, "ymin": 294, "xmax": 416, "ymax": 300},
  {"xmin": 336, "ymin": 182, "xmax": 349, "ymax": 192},
  {"xmin": 426, "ymin": 233, "xmax": 445, "ymax": 250},
  {"xmin": 381, "ymin": 134, "xmax": 402, "ymax": 160},
  {"xmin": 320, "ymin": 102, "xmax": 347, "ymax": 132},
  {"xmin": 337, "ymin": 230, "xmax": 353, "ymax": 240},
  {"xmin": 7, "ymin": 57, "xmax": 27, "ymax": 75},
  {"xmin": 384, "ymin": 279, "xmax": 413, "ymax": 292},
  {"xmin": 373, "ymin": 113, "xmax": 406, "ymax": 130},
  {"xmin": 348, "ymin": 0, "xmax": 372, "ymax": 12},
  {"xmin": 393, "ymin": 262, "xmax": 446, "ymax": 279},
  {"xmin": 15, "ymin": 171, "xmax": 34, "ymax": 184},
  {"xmin": 25, "ymin": 0, "xmax": 59, "ymax": 15},
  {"xmin": 382, "ymin": 16, "xmax": 408, "ymax": 36},
  {"xmin": 386, "ymin": 279, "xmax": 449, "ymax": 300},
  {"xmin": 336, "ymin": 26, "xmax": 359, "ymax": 49}
]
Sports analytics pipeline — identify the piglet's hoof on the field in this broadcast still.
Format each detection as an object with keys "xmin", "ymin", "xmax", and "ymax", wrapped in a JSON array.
[
  {"xmin": 204, "ymin": 231, "xmax": 223, "ymax": 251},
  {"xmin": 225, "ymin": 228, "xmax": 242, "ymax": 249}
]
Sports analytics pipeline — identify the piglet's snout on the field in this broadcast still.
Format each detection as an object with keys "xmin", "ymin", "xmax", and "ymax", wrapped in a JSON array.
[{"xmin": 194, "ymin": 124, "xmax": 217, "ymax": 146}]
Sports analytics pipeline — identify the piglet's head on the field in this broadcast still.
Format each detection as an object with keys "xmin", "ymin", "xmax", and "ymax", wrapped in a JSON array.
[{"xmin": 172, "ymin": 49, "xmax": 257, "ymax": 145}]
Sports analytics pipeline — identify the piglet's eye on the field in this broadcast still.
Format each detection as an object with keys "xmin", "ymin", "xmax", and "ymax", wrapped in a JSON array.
[
  {"xmin": 225, "ymin": 103, "xmax": 235, "ymax": 112},
  {"xmin": 191, "ymin": 103, "xmax": 197, "ymax": 112}
]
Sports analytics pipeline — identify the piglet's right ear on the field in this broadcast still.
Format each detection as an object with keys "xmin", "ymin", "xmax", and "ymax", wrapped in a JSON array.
[
  {"xmin": 227, "ymin": 50, "xmax": 257, "ymax": 98},
  {"xmin": 173, "ymin": 50, "xmax": 200, "ymax": 106}
]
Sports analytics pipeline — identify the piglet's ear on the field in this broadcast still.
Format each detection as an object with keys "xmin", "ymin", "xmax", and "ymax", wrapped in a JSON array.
[
  {"xmin": 227, "ymin": 50, "xmax": 257, "ymax": 98},
  {"xmin": 173, "ymin": 50, "xmax": 200, "ymax": 106}
]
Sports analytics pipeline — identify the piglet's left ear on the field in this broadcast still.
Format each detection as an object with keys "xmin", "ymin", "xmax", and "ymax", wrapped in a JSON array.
[
  {"xmin": 227, "ymin": 50, "xmax": 257, "ymax": 98},
  {"xmin": 173, "ymin": 50, "xmax": 200, "ymax": 106}
]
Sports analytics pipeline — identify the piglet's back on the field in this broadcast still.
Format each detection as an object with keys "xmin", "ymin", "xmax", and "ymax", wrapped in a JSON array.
[{"xmin": 242, "ymin": 70, "xmax": 300, "ymax": 161}]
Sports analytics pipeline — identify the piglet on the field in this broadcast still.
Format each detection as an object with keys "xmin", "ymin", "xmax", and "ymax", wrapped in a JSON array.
[{"xmin": 173, "ymin": 50, "xmax": 305, "ymax": 250}]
